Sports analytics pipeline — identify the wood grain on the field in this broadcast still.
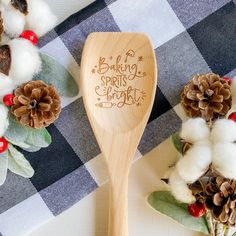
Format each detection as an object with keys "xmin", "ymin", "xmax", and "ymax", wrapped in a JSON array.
[{"xmin": 80, "ymin": 32, "xmax": 157, "ymax": 236}]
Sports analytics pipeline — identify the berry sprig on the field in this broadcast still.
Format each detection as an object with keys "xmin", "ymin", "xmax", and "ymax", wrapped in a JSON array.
[
  {"xmin": 188, "ymin": 202, "xmax": 206, "ymax": 218},
  {"xmin": 3, "ymin": 94, "xmax": 14, "ymax": 107},
  {"xmin": 0, "ymin": 137, "xmax": 8, "ymax": 153},
  {"xmin": 20, "ymin": 30, "xmax": 38, "ymax": 45}
]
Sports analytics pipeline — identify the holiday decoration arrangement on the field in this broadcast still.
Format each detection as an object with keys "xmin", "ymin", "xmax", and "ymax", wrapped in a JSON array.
[
  {"xmin": 0, "ymin": 0, "xmax": 78, "ymax": 185},
  {"xmin": 147, "ymin": 73, "xmax": 236, "ymax": 236}
]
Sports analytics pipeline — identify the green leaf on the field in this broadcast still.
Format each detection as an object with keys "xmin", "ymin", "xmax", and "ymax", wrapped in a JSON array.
[
  {"xmin": 232, "ymin": 231, "xmax": 236, "ymax": 236},
  {"xmin": 147, "ymin": 191, "xmax": 209, "ymax": 235},
  {"xmin": 0, "ymin": 151, "xmax": 8, "ymax": 185},
  {"xmin": 171, "ymin": 132, "xmax": 182, "ymax": 154},
  {"xmin": 34, "ymin": 53, "xmax": 79, "ymax": 97},
  {"xmin": 21, "ymin": 145, "xmax": 41, "ymax": 153},
  {"xmin": 8, "ymin": 144, "xmax": 34, "ymax": 178},
  {"xmin": 4, "ymin": 114, "xmax": 28, "ymax": 143},
  {"xmin": 26, "ymin": 128, "xmax": 52, "ymax": 148}
]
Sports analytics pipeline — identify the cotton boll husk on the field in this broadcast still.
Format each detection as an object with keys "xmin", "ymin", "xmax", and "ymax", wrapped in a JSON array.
[
  {"xmin": 180, "ymin": 118, "xmax": 210, "ymax": 143},
  {"xmin": 212, "ymin": 143, "xmax": 236, "ymax": 179},
  {"xmin": 169, "ymin": 168, "xmax": 195, "ymax": 203},
  {"xmin": 0, "ymin": 6, "xmax": 26, "ymax": 38},
  {"xmin": 176, "ymin": 143, "xmax": 212, "ymax": 183},
  {"xmin": 25, "ymin": 0, "xmax": 57, "ymax": 37},
  {"xmin": 0, "ymin": 34, "xmax": 10, "ymax": 45},
  {"xmin": 211, "ymin": 119, "xmax": 236, "ymax": 143},
  {"xmin": 0, "ymin": 104, "xmax": 9, "ymax": 137},
  {"xmin": 8, "ymin": 38, "xmax": 41, "ymax": 86},
  {"xmin": 0, "ymin": 73, "xmax": 15, "ymax": 101}
]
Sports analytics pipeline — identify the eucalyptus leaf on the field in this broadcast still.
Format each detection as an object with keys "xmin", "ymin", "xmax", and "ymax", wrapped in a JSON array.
[
  {"xmin": 171, "ymin": 132, "xmax": 182, "ymax": 154},
  {"xmin": 26, "ymin": 128, "xmax": 52, "ymax": 148},
  {"xmin": 34, "ymin": 53, "xmax": 79, "ymax": 97},
  {"xmin": 5, "ymin": 138, "xmax": 31, "ymax": 149},
  {"xmin": 147, "ymin": 191, "xmax": 209, "ymax": 235},
  {"xmin": 8, "ymin": 144, "xmax": 34, "ymax": 178},
  {"xmin": 0, "ymin": 151, "xmax": 8, "ymax": 185},
  {"xmin": 4, "ymin": 114, "xmax": 28, "ymax": 143},
  {"xmin": 21, "ymin": 145, "xmax": 41, "ymax": 153}
]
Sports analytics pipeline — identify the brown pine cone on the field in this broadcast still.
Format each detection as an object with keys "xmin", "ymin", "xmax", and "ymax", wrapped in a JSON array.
[
  {"xmin": 181, "ymin": 73, "xmax": 232, "ymax": 122},
  {"xmin": 11, "ymin": 80, "xmax": 61, "ymax": 129},
  {"xmin": 205, "ymin": 177, "xmax": 236, "ymax": 226},
  {"xmin": 189, "ymin": 166, "xmax": 236, "ymax": 226}
]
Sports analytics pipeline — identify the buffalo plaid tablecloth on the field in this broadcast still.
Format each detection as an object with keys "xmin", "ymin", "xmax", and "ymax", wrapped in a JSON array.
[{"xmin": 0, "ymin": 0, "xmax": 236, "ymax": 235}]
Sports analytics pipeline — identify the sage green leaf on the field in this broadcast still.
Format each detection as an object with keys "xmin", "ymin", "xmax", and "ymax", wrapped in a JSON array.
[
  {"xmin": 232, "ymin": 231, "xmax": 236, "ymax": 236},
  {"xmin": 34, "ymin": 53, "xmax": 79, "ymax": 97},
  {"xmin": 0, "ymin": 151, "xmax": 8, "ymax": 185},
  {"xmin": 4, "ymin": 115, "xmax": 28, "ymax": 143},
  {"xmin": 8, "ymin": 144, "xmax": 34, "ymax": 178},
  {"xmin": 147, "ymin": 191, "xmax": 209, "ymax": 235},
  {"xmin": 171, "ymin": 132, "xmax": 182, "ymax": 154},
  {"xmin": 26, "ymin": 128, "xmax": 52, "ymax": 148},
  {"xmin": 21, "ymin": 145, "xmax": 41, "ymax": 153},
  {"xmin": 5, "ymin": 138, "xmax": 31, "ymax": 149}
]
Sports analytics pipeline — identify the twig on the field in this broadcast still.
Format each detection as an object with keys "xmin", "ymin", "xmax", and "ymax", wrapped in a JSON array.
[
  {"xmin": 206, "ymin": 211, "xmax": 215, "ymax": 236},
  {"xmin": 215, "ymin": 222, "xmax": 223, "ymax": 236}
]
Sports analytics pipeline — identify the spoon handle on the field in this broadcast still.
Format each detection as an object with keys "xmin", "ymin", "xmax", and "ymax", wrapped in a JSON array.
[{"xmin": 108, "ymin": 175, "xmax": 129, "ymax": 236}]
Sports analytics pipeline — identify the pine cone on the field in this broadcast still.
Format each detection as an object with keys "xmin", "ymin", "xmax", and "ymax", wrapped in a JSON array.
[
  {"xmin": 11, "ymin": 80, "xmax": 61, "ymax": 129},
  {"xmin": 181, "ymin": 73, "xmax": 232, "ymax": 122},
  {"xmin": 205, "ymin": 177, "xmax": 236, "ymax": 226},
  {"xmin": 189, "ymin": 166, "xmax": 236, "ymax": 226}
]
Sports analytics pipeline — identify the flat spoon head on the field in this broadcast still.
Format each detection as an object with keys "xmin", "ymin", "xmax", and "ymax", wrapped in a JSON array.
[
  {"xmin": 81, "ymin": 32, "xmax": 157, "ymax": 236},
  {"xmin": 81, "ymin": 32, "xmax": 157, "ymax": 161}
]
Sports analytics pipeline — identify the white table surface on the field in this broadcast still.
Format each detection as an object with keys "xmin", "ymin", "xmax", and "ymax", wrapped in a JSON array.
[{"xmin": 28, "ymin": 1, "xmax": 201, "ymax": 236}]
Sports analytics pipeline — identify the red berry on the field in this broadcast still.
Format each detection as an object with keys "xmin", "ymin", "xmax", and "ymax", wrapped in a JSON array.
[
  {"xmin": 228, "ymin": 112, "xmax": 236, "ymax": 122},
  {"xmin": 188, "ymin": 202, "xmax": 206, "ymax": 218},
  {"xmin": 0, "ymin": 137, "xmax": 8, "ymax": 153},
  {"xmin": 3, "ymin": 94, "xmax": 14, "ymax": 107},
  {"xmin": 20, "ymin": 30, "xmax": 38, "ymax": 45},
  {"xmin": 223, "ymin": 77, "xmax": 232, "ymax": 86}
]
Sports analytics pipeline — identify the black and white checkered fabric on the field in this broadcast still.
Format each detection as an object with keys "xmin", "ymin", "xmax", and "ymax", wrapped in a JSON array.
[{"xmin": 0, "ymin": 0, "xmax": 236, "ymax": 235}]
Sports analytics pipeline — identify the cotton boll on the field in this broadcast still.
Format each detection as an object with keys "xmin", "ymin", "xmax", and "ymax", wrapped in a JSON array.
[
  {"xmin": 180, "ymin": 118, "xmax": 210, "ymax": 143},
  {"xmin": 8, "ymin": 38, "xmax": 41, "ymax": 85},
  {"xmin": 211, "ymin": 119, "xmax": 236, "ymax": 143},
  {"xmin": 212, "ymin": 143, "xmax": 236, "ymax": 179},
  {"xmin": 25, "ymin": 0, "xmax": 57, "ymax": 37},
  {"xmin": 0, "ymin": 0, "xmax": 11, "ymax": 6},
  {"xmin": 169, "ymin": 169, "xmax": 195, "ymax": 203},
  {"xmin": 0, "ymin": 73, "xmax": 15, "ymax": 101},
  {"xmin": 0, "ymin": 104, "xmax": 9, "ymax": 137},
  {"xmin": 176, "ymin": 143, "xmax": 212, "ymax": 183},
  {"xmin": 1, "ymin": 6, "xmax": 26, "ymax": 38}
]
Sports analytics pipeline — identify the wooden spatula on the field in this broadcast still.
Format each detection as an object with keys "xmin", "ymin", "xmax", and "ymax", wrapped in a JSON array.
[{"xmin": 80, "ymin": 32, "xmax": 157, "ymax": 236}]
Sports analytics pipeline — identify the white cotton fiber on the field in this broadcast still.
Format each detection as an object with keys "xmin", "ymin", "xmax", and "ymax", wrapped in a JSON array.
[
  {"xmin": 26, "ymin": 0, "xmax": 57, "ymax": 37},
  {"xmin": 176, "ymin": 143, "xmax": 212, "ymax": 183},
  {"xmin": 8, "ymin": 38, "xmax": 41, "ymax": 85},
  {"xmin": 212, "ymin": 143, "xmax": 236, "ymax": 179},
  {"xmin": 211, "ymin": 119, "xmax": 236, "ymax": 143},
  {"xmin": 169, "ymin": 169, "xmax": 195, "ymax": 203},
  {"xmin": 0, "ymin": 73, "xmax": 15, "ymax": 101},
  {"xmin": 0, "ymin": 6, "xmax": 26, "ymax": 38},
  {"xmin": 180, "ymin": 118, "xmax": 210, "ymax": 143},
  {"xmin": 0, "ymin": 0, "xmax": 11, "ymax": 6},
  {"xmin": 0, "ymin": 104, "xmax": 9, "ymax": 137}
]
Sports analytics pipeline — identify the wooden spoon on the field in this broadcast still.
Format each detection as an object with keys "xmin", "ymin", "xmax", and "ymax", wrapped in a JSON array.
[{"xmin": 80, "ymin": 32, "xmax": 157, "ymax": 236}]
